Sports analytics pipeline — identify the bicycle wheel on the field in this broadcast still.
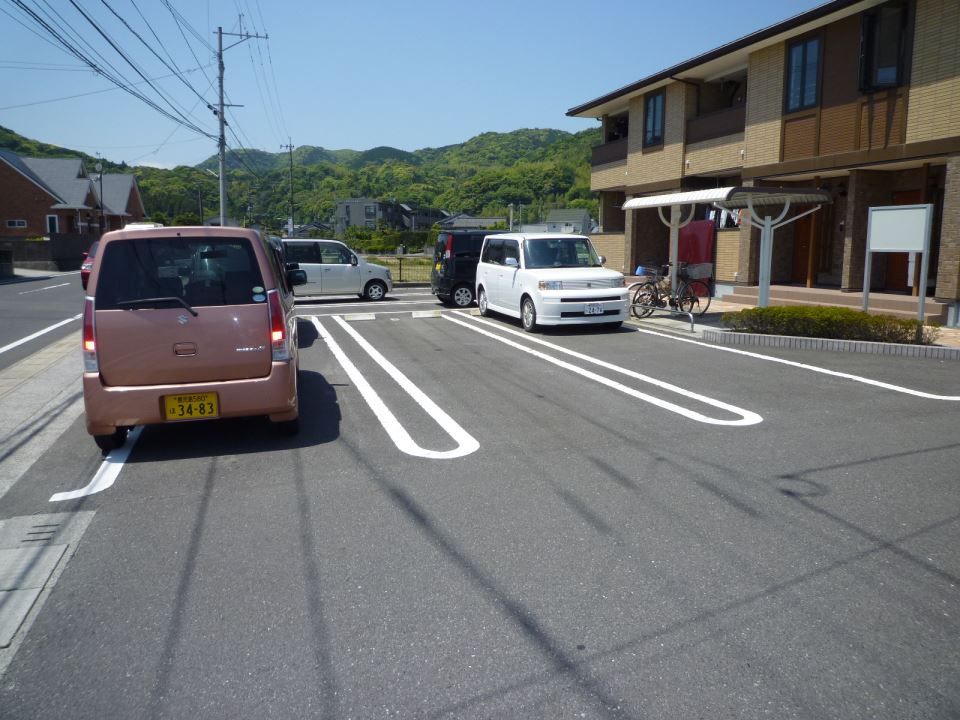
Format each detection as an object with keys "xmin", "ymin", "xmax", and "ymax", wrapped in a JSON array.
[
  {"xmin": 687, "ymin": 279, "xmax": 712, "ymax": 315},
  {"xmin": 630, "ymin": 282, "xmax": 658, "ymax": 318},
  {"xmin": 675, "ymin": 282, "xmax": 697, "ymax": 314}
]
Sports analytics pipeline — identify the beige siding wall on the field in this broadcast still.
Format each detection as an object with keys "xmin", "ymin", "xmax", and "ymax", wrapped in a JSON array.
[
  {"xmin": 683, "ymin": 134, "xmax": 745, "ymax": 176},
  {"xmin": 590, "ymin": 233, "xmax": 627, "ymax": 274},
  {"xmin": 907, "ymin": 0, "xmax": 960, "ymax": 143},
  {"xmin": 626, "ymin": 83, "xmax": 687, "ymax": 185},
  {"xmin": 744, "ymin": 43, "xmax": 785, "ymax": 167},
  {"xmin": 714, "ymin": 229, "xmax": 742, "ymax": 282},
  {"xmin": 591, "ymin": 160, "xmax": 628, "ymax": 191}
]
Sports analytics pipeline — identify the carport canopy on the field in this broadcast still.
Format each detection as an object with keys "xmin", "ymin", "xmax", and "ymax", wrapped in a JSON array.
[{"xmin": 622, "ymin": 186, "xmax": 833, "ymax": 306}]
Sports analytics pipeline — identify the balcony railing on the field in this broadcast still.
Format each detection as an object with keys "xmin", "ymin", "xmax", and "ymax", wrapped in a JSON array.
[
  {"xmin": 591, "ymin": 138, "xmax": 628, "ymax": 167},
  {"xmin": 685, "ymin": 105, "xmax": 746, "ymax": 145}
]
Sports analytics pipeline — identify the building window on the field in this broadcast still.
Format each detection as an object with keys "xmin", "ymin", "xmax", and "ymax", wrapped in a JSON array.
[
  {"xmin": 786, "ymin": 36, "xmax": 820, "ymax": 112},
  {"xmin": 364, "ymin": 204, "xmax": 376, "ymax": 219},
  {"xmin": 643, "ymin": 90, "xmax": 665, "ymax": 147},
  {"xmin": 6, "ymin": 219, "xmax": 27, "ymax": 228},
  {"xmin": 47, "ymin": 215, "xmax": 59, "ymax": 233},
  {"xmin": 860, "ymin": 2, "xmax": 908, "ymax": 91}
]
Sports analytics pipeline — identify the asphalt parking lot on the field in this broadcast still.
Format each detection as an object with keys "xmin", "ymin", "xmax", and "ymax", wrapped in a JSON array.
[{"xmin": 1, "ymin": 288, "xmax": 959, "ymax": 719}]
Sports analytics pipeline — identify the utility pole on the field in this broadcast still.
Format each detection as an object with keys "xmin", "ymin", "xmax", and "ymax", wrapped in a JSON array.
[
  {"xmin": 281, "ymin": 138, "xmax": 294, "ymax": 237},
  {"xmin": 213, "ymin": 22, "xmax": 267, "ymax": 227}
]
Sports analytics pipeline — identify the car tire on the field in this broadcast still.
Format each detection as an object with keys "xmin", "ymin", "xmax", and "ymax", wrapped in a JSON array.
[
  {"xmin": 451, "ymin": 284, "xmax": 474, "ymax": 307},
  {"xmin": 477, "ymin": 287, "xmax": 490, "ymax": 316},
  {"xmin": 364, "ymin": 280, "xmax": 387, "ymax": 301},
  {"xmin": 521, "ymin": 297, "xmax": 538, "ymax": 333},
  {"xmin": 94, "ymin": 427, "xmax": 128, "ymax": 455},
  {"xmin": 275, "ymin": 417, "xmax": 300, "ymax": 436}
]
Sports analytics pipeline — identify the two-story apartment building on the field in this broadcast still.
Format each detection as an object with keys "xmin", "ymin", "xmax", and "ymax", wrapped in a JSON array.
[{"xmin": 569, "ymin": 0, "xmax": 959, "ymax": 322}]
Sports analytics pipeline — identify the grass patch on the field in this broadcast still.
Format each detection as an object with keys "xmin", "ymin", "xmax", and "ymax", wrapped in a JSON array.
[{"xmin": 721, "ymin": 305, "xmax": 940, "ymax": 345}]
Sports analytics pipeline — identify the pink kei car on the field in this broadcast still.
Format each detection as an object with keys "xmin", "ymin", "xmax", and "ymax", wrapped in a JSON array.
[{"xmin": 82, "ymin": 225, "xmax": 307, "ymax": 453}]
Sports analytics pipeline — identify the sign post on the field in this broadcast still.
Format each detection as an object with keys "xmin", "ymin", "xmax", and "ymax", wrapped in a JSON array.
[{"xmin": 863, "ymin": 204, "xmax": 934, "ymax": 323}]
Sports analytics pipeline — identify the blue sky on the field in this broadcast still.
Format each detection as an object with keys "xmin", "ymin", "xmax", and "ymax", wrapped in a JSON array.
[{"xmin": 1, "ymin": 0, "xmax": 817, "ymax": 168}]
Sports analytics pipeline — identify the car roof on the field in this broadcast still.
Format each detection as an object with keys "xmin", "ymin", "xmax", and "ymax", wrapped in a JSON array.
[{"xmin": 483, "ymin": 233, "xmax": 590, "ymax": 242}]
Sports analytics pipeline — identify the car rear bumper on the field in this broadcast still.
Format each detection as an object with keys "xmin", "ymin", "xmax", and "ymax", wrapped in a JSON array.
[{"xmin": 83, "ymin": 361, "xmax": 298, "ymax": 435}]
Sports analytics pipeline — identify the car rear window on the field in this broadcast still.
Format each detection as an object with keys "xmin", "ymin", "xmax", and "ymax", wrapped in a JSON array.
[{"xmin": 95, "ymin": 236, "xmax": 266, "ymax": 309}]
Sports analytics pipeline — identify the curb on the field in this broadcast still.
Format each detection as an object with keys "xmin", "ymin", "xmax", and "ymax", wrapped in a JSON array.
[{"xmin": 701, "ymin": 329, "xmax": 960, "ymax": 360}]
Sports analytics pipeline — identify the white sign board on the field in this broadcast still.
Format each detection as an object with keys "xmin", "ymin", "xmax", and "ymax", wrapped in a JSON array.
[
  {"xmin": 863, "ymin": 204, "xmax": 933, "ymax": 322},
  {"xmin": 866, "ymin": 204, "xmax": 933, "ymax": 252}
]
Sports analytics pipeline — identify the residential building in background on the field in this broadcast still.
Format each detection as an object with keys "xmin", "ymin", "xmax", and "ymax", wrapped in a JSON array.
[
  {"xmin": 545, "ymin": 208, "xmax": 594, "ymax": 234},
  {"xmin": 438, "ymin": 214, "xmax": 507, "ymax": 230},
  {"xmin": 335, "ymin": 198, "xmax": 450, "ymax": 235},
  {"xmin": 569, "ymin": 0, "xmax": 959, "ymax": 322}
]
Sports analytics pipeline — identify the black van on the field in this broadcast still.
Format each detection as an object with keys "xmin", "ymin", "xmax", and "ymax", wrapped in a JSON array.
[{"xmin": 430, "ymin": 230, "xmax": 489, "ymax": 307}]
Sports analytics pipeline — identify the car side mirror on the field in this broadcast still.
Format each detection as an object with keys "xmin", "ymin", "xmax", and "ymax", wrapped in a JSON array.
[
  {"xmin": 287, "ymin": 269, "xmax": 307, "ymax": 287},
  {"xmin": 350, "ymin": 255, "xmax": 359, "ymax": 266},
  {"xmin": 505, "ymin": 257, "xmax": 519, "ymax": 268},
  {"xmin": 285, "ymin": 261, "xmax": 300, "ymax": 271},
  {"xmin": 597, "ymin": 255, "xmax": 606, "ymax": 265}
]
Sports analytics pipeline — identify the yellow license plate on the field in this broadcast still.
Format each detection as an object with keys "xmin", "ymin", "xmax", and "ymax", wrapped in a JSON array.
[{"xmin": 163, "ymin": 392, "xmax": 219, "ymax": 421}]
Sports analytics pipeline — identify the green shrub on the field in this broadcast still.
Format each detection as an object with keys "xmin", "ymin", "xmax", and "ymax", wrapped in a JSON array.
[{"xmin": 721, "ymin": 305, "xmax": 940, "ymax": 345}]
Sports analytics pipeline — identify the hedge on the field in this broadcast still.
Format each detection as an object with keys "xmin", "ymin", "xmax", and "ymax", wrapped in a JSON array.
[{"xmin": 720, "ymin": 305, "xmax": 940, "ymax": 345}]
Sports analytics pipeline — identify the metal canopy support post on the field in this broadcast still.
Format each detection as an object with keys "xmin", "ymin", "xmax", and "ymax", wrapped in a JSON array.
[{"xmin": 657, "ymin": 204, "xmax": 695, "ymax": 290}]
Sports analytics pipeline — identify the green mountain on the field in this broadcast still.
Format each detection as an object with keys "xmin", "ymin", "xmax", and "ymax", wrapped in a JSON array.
[{"xmin": 0, "ymin": 124, "xmax": 601, "ymax": 231}]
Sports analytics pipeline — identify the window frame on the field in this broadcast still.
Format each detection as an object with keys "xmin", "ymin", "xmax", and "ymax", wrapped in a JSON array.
[
  {"xmin": 642, "ymin": 89, "xmax": 665, "ymax": 148},
  {"xmin": 784, "ymin": 35, "xmax": 822, "ymax": 113},
  {"xmin": 6, "ymin": 219, "xmax": 27, "ymax": 228},
  {"xmin": 859, "ymin": 1, "xmax": 910, "ymax": 93},
  {"xmin": 46, "ymin": 215, "xmax": 59, "ymax": 234}
]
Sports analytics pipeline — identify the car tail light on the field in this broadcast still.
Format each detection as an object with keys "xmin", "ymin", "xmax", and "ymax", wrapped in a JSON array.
[
  {"xmin": 444, "ymin": 234, "xmax": 454, "ymax": 259},
  {"xmin": 82, "ymin": 297, "xmax": 98, "ymax": 372},
  {"xmin": 267, "ymin": 289, "xmax": 290, "ymax": 361}
]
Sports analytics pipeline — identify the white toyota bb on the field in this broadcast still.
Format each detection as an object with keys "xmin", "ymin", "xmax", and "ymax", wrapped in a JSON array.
[{"xmin": 475, "ymin": 233, "xmax": 628, "ymax": 331}]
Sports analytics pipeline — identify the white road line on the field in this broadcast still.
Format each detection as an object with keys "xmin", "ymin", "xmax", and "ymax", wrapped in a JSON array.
[
  {"xmin": 295, "ymin": 299, "xmax": 434, "ymax": 308},
  {"xmin": 312, "ymin": 316, "xmax": 479, "ymax": 459},
  {"xmin": 633, "ymin": 327, "xmax": 960, "ymax": 401},
  {"xmin": 49, "ymin": 426, "xmax": 143, "ymax": 502},
  {"xmin": 445, "ymin": 314, "xmax": 762, "ymax": 427},
  {"xmin": 17, "ymin": 283, "xmax": 71, "ymax": 295},
  {"xmin": 0, "ymin": 314, "xmax": 81, "ymax": 356}
]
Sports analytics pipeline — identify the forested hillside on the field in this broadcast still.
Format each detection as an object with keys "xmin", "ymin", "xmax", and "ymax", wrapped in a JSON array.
[{"xmin": 1, "ymin": 125, "xmax": 600, "ymax": 232}]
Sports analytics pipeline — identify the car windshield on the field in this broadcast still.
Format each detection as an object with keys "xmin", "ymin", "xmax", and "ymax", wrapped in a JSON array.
[
  {"xmin": 95, "ymin": 236, "xmax": 265, "ymax": 309},
  {"xmin": 523, "ymin": 237, "xmax": 601, "ymax": 269}
]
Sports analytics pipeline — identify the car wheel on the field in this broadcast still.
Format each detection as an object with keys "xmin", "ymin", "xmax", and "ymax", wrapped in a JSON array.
[
  {"xmin": 478, "ymin": 287, "xmax": 490, "ymax": 316},
  {"xmin": 364, "ymin": 280, "xmax": 387, "ymax": 301},
  {"xmin": 451, "ymin": 284, "xmax": 474, "ymax": 307},
  {"xmin": 94, "ymin": 427, "xmax": 128, "ymax": 455},
  {"xmin": 275, "ymin": 417, "xmax": 300, "ymax": 436},
  {"xmin": 521, "ymin": 297, "xmax": 537, "ymax": 332}
]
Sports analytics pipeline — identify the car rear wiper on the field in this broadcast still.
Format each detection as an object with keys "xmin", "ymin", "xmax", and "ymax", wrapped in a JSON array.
[{"xmin": 116, "ymin": 297, "xmax": 198, "ymax": 316}]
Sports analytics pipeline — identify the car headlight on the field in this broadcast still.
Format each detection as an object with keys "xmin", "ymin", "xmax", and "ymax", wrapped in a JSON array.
[{"xmin": 538, "ymin": 280, "xmax": 562, "ymax": 290}]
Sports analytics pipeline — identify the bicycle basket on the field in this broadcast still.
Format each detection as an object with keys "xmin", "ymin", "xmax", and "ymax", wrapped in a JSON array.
[{"xmin": 634, "ymin": 264, "xmax": 660, "ymax": 279}]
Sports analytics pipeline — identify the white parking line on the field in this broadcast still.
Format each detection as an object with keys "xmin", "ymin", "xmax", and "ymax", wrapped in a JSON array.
[
  {"xmin": 633, "ymin": 327, "xmax": 960, "ymax": 401},
  {"xmin": 295, "ymin": 299, "xmax": 433, "ymax": 308},
  {"xmin": 312, "ymin": 316, "xmax": 479, "ymax": 459},
  {"xmin": 0, "ymin": 315, "xmax": 82, "ymax": 356},
  {"xmin": 445, "ymin": 314, "xmax": 763, "ymax": 427},
  {"xmin": 17, "ymin": 283, "xmax": 71, "ymax": 295},
  {"xmin": 49, "ymin": 427, "xmax": 143, "ymax": 502}
]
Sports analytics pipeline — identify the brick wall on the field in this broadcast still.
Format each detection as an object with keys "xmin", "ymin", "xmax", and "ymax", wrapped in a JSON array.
[
  {"xmin": 0, "ymin": 161, "xmax": 65, "ymax": 237},
  {"xmin": 744, "ymin": 43, "xmax": 785, "ymax": 167},
  {"xmin": 841, "ymin": 170, "xmax": 895, "ymax": 289},
  {"xmin": 626, "ymin": 84, "xmax": 687, "ymax": 185},
  {"xmin": 907, "ymin": 0, "xmax": 960, "ymax": 144},
  {"xmin": 935, "ymin": 155, "xmax": 960, "ymax": 300},
  {"xmin": 628, "ymin": 207, "xmax": 669, "ymax": 274},
  {"xmin": 683, "ymin": 134, "xmax": 745, "ymax": 177},
  {"xmin": 590, "ymin": 233, "xmax": 627, "ymax": 274},
  {"xmin": 715, "ymin": 229, "xmax": 742, "ymax": 282},
  {"xmin": 591, "ymin": 160, "xmax": 628, "ymax": 191}
]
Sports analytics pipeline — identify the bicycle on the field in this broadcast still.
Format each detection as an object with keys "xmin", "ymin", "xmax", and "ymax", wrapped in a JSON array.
[{"xmin": 630, "ymin": 262, "xmax": 712, "ymax": 318}]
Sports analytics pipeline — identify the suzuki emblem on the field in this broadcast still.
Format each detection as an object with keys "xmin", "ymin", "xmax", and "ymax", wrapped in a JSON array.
[{"xmin": 177, "ymin": 314, "xmax": 189, "ymax": 325}]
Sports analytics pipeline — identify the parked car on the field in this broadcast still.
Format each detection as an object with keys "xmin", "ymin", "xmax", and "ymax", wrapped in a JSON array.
[
  {"xmin": 475, "ymin": 233, "xmax": 628, "ymax": 332},
  {"xmin": 82, "ymin": 225, "xmax": 307, "ymax": 453},
  {"xmin": 281, "ymin": 239, "xmax": 392, "ymax": 300},
  {"xmin": 430, "ymin": 230, "xmax": 489, "ymax": 307},
  {"xmin": 80, "ymin": 240, "xmax": 98, "ymax": 290}
]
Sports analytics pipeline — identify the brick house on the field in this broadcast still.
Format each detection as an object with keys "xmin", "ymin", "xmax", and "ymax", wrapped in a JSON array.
[
  {"xmin": 0, "ymin": 150, "xmax": 145, "ymax": 238},
  {"xmin": 568, "ymin": 0, "xmax": 959, "ymax": 323}
]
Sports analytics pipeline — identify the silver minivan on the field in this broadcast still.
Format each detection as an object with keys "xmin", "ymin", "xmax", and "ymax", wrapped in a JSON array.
[{"xmin": 282, "ymin": 239, "xmax": 392, "ymax": 300}]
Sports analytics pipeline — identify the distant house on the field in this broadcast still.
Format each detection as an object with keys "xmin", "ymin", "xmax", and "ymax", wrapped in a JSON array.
[
  {"xmin": 545, "ymin": 208, "xmax": 593, "ymax": 234},
  {"xmin": 335, "ymin": 198, "xmax": 405, "ymax": 234},
  {"xmin": 290, "ymin": 220, "xmax": 333, "ymax": 237},
  {"xmin": 438, "ymin": 214, "xmax": 507, "ymax": 230},
  {"xmin": 0, "ymin": 149, "xmax": 145, "ymax": 238},
  {"xmin": 399, "ymin": 203, "xmax": 449, "ymax": 231}
]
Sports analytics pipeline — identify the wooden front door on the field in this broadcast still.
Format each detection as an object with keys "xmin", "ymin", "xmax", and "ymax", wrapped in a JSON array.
[
  {"xmin": 885, "ymin": 190, "xmax": 923, "ymax": 291},
  {"xmin": 792, "ymin": 213, "xmax": 814, "ymax": 284}
]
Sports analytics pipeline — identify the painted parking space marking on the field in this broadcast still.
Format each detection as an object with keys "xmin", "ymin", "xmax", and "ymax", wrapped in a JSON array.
[
  {"xmin": 17, "ymin": 283, "xmax": 71, "ymax": 295},
  {"xmin": 0, "ymin": 315, "xmax": 81, "ymax": 356},
  {"xmin": 312, "ymin": 316, "xmax": 479, "ymax": 459},
  {"xmin": 445, "ymin": 314, "xmax": 762, "ymax": 427},
  {"xmin": 633, "ymin": 327, "xmax": 960, "ymax": 401},
  {"xmin": 49, "ymin": 426, "xmax": 143, "ymax": 502}
]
